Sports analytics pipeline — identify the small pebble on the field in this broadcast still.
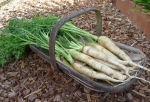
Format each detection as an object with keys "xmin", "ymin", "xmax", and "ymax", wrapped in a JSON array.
[
  {"xmin": 117, "ymin": 96, "xmax": 126, "ymax": 102},
  {"xmin": 127, "ymin": 93, "xmax": 133, "ymax": 100},
  {"xmin": 17, "ymin": 98, "xmax": 25, "ymax": 102},
  {"xmin": 3, "ymin": 92, "xmax": 8, "ymax": 97},
  {"xmin": 4, "ymin": 98, "xmax": 9, "ymax": 102},
  {"xmin": 23, "ymin": 89, "xmax": 30, "ymax": 95},
  {"xmin": 0, "ymin": 73, "xmax": 6, "ymax": 81},
  {"xmin": 28, "ymin": 94, "xmax": 38, "ymax": 101},
  {"xmin": 12, "ymin": 85, "xmax": 20, "ymax": 92},
  {"xmin": 35, "ymin": 99, "xmax": 42, "ymax": 102},
  {"xmin": 0, "ymin": 89, "xmax": 3, "ymax": 94},
  {"xmin": 0, "ymin": 97, "xmax": 4, "ymax": 101},
  {"xmin": 8, "ymin": 91, "xmax": 16, "ymax": 98},
  {"xmin": 139, "ymin": 90, "xmax": 145, "ymax": 94}
]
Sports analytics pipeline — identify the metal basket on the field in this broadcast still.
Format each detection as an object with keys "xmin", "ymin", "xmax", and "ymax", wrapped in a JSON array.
[{"xmin": 29, "ymin": 8, "xmax": 147, "ymax": 93}]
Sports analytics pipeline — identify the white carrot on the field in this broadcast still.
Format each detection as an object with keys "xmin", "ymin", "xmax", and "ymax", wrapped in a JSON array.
[
  {"xmin": 98, "ymin": 63, "xmax": 136, "ymax": 75},
  {"xmin": 96, "ymin": 59, "xmax": 122, "ymax": 70},
  {"xmin": 81, "ymin": 46, "xmax": 150, "ymax": 83},
  {"xmin": 97, "ymin": 36, "xmax": 149, "ymax": 72},
  {"xmin": 72, "ymin": 61, "xmax": 115, "ymax": 85},
  {"xmin": 68, "ymin": 49, "xmax": 127, "ymax": 81},
  {"xmin": 82, "ymin": 46, "xmax": 129, "ymax": 73},
  {"xmin": 86, "ymin": 42, "xmax": 119, "ymax": 60},
  {"xmin": 117, "ymin": 60, "xmax": 150, "ymax": 72},
  {"xmin": 72, "ymin": 61, "xmax": 124, "ymax": 82},
  {"xmin": 98, "ymin": 36, "xmax": 132, "ymax": 62},
  {"xmin": 60, "ymin": 56, "xmax": 73, "ymax": 68}
]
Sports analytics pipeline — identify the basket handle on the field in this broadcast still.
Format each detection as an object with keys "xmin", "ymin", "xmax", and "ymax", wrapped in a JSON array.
[{"xmin": 49, "ymin": 8, "xmax": 102, "ymax": 70}]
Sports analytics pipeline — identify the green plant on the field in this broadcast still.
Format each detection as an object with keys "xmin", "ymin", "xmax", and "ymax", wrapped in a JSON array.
[
  {"xmin": 1, "ymin": 15, "xmax": 150, "ymax": 84},
  {"xmin": 132, "ymin": 0, "xmax": 150, "ymax": 14}
]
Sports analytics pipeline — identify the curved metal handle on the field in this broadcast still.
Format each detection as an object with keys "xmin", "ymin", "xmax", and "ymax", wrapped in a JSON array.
[{"xmin": 49, "ymin": 8, "xmax": 102, "ymax": 70}]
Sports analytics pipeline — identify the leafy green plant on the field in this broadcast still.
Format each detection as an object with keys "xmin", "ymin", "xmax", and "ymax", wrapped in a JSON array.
[
  {"xmin": 132, "ymin": 0, "xmax": 150, "ymax": 14},
  {"xmin": 1, "ymin": 14, "xmax": 150, "ymax": 84},
  {"xmin": 0, "ymin": 15, "xmax": 94, "ymax": 66},
  {"xmin": 0, "ymin": 15, "xmax": 60, "ymax": 66}
]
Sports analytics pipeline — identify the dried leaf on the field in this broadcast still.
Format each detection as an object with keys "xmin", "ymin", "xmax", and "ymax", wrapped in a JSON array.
[
  {"xmin": 7, "ymin": 72, "xmax": 18, "ymax": 76},
  {"xmin": 87, "ymin": 94, "xmax": 91, "ymax": 102},
  {"xmin": 20, "ymin": 61, "xmax": 25, "ymax": 68}
]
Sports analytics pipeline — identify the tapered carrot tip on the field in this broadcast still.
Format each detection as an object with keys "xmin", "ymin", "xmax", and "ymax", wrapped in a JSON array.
[{"xmin": 98, "ymin": 36, "xmax": 132, "ymax": 62}]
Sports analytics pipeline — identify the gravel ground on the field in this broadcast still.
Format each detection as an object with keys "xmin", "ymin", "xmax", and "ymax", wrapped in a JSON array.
[{"xmin": 0, "ymin": 0, "xmax": 150, "ymax": 102}]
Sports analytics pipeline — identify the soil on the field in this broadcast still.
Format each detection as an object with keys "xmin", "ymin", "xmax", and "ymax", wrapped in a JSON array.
[{"xmin": 0, "ymin": 0, "xmax": 150, "ymax": 102}]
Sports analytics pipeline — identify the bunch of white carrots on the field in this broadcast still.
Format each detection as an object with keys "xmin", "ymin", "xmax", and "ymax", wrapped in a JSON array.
[
  {"xmin": 56, "ymin": 35, "xmax": 150, "ymax": 84},
  {"xmin": 0, "ymin": 15, "xmax": 150, "ymax": 84}
]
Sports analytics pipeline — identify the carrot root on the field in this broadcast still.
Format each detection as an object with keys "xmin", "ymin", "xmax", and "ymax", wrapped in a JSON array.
[
  {"xmin": 98, "ymin": 36, "xmax": 132, "ymax": 62},
  {"xmin": 68, "ymin": 49, "xmax": 127, "ymax": 81},
  {"xmin": 72, "ymin": 62, "xmax": 124, "ymax": 82}
]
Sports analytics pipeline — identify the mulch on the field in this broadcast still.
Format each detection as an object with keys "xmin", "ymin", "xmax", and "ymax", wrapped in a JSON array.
[{"xmin": 0, "ymin": 0, "xmax": 150, "ymax": 102}]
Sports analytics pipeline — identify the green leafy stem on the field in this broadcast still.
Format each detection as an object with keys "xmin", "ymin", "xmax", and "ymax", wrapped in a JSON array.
[{"xmin": 132, "ymin": 0, "xmax": 150, "ymax": 14}]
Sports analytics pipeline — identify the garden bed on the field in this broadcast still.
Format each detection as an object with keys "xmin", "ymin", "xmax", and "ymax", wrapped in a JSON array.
[
  {"xmin": 0, "ymin": 0, "xmax": 150, "ymax": 102},
  {"xmin": 114, "ymin": 0, "xmax": 150, "ymax": 41}
]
